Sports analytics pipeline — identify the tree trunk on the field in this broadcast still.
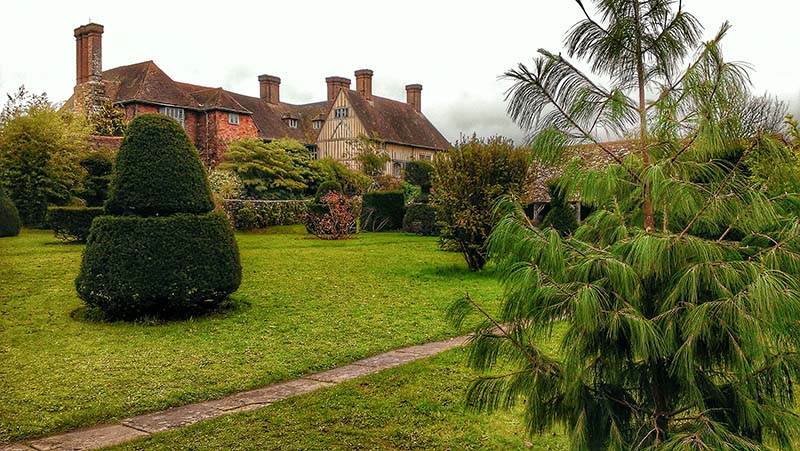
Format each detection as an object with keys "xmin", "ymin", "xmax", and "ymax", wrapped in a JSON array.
[{"xmin": 633, "ymin": 0, "xmax": 656, "ymax": 233}]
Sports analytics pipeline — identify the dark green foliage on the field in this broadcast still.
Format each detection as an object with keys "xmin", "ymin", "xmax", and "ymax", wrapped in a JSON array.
[
  {"xmin": 0, "ymin": 87, "xmax": 91, "ymax": 227},
  {"xmin": 78, "ymin": 113, "xmax": 240, "ymax": 320},
  {"xmin": 314, "ymin": 180, "xmax": 343, "ymax": 203},
  {"xmin": 403, "ymin": 203, "xmax": 438, "ymax": 236},
  {"xmin": 0, "ymin": 185, "xmax": 20, "ymax": 237},
  {"xmin": 76, "ymin": 212, "xmax": 241, "ymax": 319},
  {"xmin": 311, "ymin": 158, "xmax": 370, "ymax": 195},
  {"xmin": 432, "ymin": 136, "xmax": 530, "ymax": 271},
  {"xmin": 540, "ymin": 182, "xmax": 578, "ymax": 236},
  {"xmin": 362, "ymin": 190, "xmax": 405, "ymax": 231},
  {"xmin": 224, "ymin": 200, "xmax": 308, "ymax": 231},
  {"xmin": 47, "ymin": 207, "xmax": 103, "ymax": 242},
  {"xmin": 220, "ymin": 138, "xmax": 318, "ymax": 200},
  {"xmin": 77, "ymin": 151, "xmax": 114, "ymax": 207},
  {"xmin": 403, "ymin": 161, "xmax": 433, "ymax": 194},
  {"xmin": 105, "ymin": 114, "xmax": 213, "ymax": 216}
]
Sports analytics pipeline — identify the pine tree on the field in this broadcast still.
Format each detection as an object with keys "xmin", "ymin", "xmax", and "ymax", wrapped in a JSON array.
[{"xmin": 451, "ymin": 1, "xmax": 800, "ymax": 449}]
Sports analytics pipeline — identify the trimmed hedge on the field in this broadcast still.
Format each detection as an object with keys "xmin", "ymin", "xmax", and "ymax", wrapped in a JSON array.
[
  {"xmin": 78, "ymin": 152, "xmax": 114, "ymax": 207},
  {"xmin": 47, "ymin": 207, "xmax": 104, "ymax": 242},
  {"xmin": 403, "ymin": 203, "xmax": 438, "ymax": 236},
  {"xmin": 222, "ymin": 199, "xmax": 309, "ymax": 231},
  {"xmin": 105, "ymin": 114, "xmax": 214, "ymax": 216},
  {"xmin": 76, "ymin": 212, "xmax": 241, "ymax": 319},
  {"xmin": 361, "ymin": 190, "xmax": 405, "ymax": 231},
  {"xmin": 403, "ymin": 161, "xmax": 433, "ymax": 194},
  {"xmin": 0, "ymin": 186, "xmax": 21, "ymax": 237}
]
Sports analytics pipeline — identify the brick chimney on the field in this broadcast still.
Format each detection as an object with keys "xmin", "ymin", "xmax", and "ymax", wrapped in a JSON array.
[
  {"xmin": 355, "ymin": 69, "xmax": 373, "ymax": 101},
  {"xmin": 258, "ymin": 74, "xmax": 281, "ymax": 104},
  {"xmin": 74, "ymin": 23, "xmax": 104, "ymax": 84},
  {"xmin": 325, "ymin": 76, "xmax": 351, "ymax": 102},
  {"xmin": 406, "ymin": 84, "xmax": 422, "ymax": 112},
  {"xmin": 73, "ymin": 23, "xmax": 107, "ymax": 114}
]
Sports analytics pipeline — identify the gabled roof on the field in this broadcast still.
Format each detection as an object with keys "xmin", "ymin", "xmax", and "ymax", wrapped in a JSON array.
[
  {"xmin": 103, "ymin": 61, "xmax": 199, "ymax": 108},
  {"xmin": 343, "ymin": 90, "xmax": 450, "ymax": 150}
]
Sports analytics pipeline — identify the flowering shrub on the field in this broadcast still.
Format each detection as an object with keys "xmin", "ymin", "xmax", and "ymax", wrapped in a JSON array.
[
  {"xmin": 208, "ymin": 169, "xmax": 245, "ymax": 199},
  {"xmin": 305, "ymin": 192, "xmax": 358, "ymax": 240}
]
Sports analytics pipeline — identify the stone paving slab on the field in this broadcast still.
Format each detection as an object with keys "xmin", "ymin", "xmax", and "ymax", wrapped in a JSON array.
[
  {"xmin": 227, "ymin": 378, "xmax": 332, "ymax": 406},
  {"xmin": 307, "ymin": 362, "xmax": 381, "ymax": 383},
  {"xmin": 395, "ymin": 337, "xmax": 468, "ymax": 357},
  {"xmin": 354, "ymin": 350, "xmax": 424, "ymax": 369},
  {"xmin": 28, "ymin": 425, "xmax": 147, "ymax": 451},
  {"xmin": 4, "ymin": 334, "xmax": 469, "ymax": 451},
  {"xmin": 0, "ymin": 444, "xmax": 37, "ymax": 451},
  {"xmin": 122, "ymin": 402, "xmax": 225, "ymax": 434}
]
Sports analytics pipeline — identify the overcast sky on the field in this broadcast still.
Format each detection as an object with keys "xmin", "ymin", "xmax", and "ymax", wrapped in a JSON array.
[{"xmin": 1, "ymin": 1, "xmax": 798, "ymax": 144}]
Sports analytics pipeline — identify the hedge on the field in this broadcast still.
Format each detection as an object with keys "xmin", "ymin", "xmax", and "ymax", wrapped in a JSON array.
[
  {"xmin": 222, "ymin": 199, "xmax": 309, "ymax": 231},
  {"xmin": 403, "ymin": 203, "xmax": 438, "ymax": 236},
  {"xmin": 75, "ymin": 212, "xmax": 241, "ymax": 319},
  {"xmin": 47, "ymin": 207, "xmax": 104, "ymax": 242},
  {"xmin": 361, "ymin": 190, "xmax": 405, "ymax": 231},
  {"xmin": 105, "ymin": 114, "xmax": 214, "ymax": 216},
  {"xmin": 0, "ymin": 186, "xmax": 21, "ymax": 237}
]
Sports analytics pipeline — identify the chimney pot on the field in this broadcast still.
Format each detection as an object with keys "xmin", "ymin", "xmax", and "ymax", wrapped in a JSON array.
[
  {"xmin": 406, "ymin": 84, "xmax": 422, "ymax": 112},
  {"xmin": 326, "ymin": 76, "xmax": 351, "ymax": 102},
  {"xmin": 258, "ymin": 74, "xmax": 281, "ymax": 104},
  {"xmin": 355, "ymin": 69, "xmax": 373, "ymax": 101}
]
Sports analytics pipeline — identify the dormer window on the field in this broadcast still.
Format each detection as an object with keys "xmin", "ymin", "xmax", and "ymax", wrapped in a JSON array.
[
  {"xmin": 288, "ymin": 118, "xmax": 298, "ymax": 129},
  {"xmin": 228, "ymin": 113, "xmax": 240, "ymax": 125},
  {"xmin": 334, "ymin": 107, "xmax": 349, "ymax": 118},
  {"xmin": 313, "ymin": 120, "xmax": 322, "ymax": 130}
]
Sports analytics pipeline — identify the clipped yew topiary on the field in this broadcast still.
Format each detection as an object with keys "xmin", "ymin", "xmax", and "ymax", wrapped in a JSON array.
[
  {"xmin": 0, "ymin": 185, "xmax": 21, "ymax": 237},
  {"xmin": 76, "ymin": 114, "xmax": 241, "ymax": 319}
]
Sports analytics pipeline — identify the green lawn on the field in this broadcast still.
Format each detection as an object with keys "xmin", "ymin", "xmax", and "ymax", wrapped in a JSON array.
[
  {"xmin": 105, "ymin": 349, "xmax": 568, "ymax": 451},
  {"xmin": 0, "ymin": 227, "xmax": 501, "ymax": 443}
]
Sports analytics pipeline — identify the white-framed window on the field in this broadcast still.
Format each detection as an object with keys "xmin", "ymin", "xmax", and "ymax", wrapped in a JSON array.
[
  {"xmin": 228, "ymin": 113, "xmax": 240, "ymax": 125},
  {"xmin": 312, "ymin": 120, "xmax": 322, "ymax": 130},
  {"xmin": 288, "ymin": 118, "xmax": 298, "ymax": 129},
  {"xmin": 420, "ymin": 153, "xmax": 432, "ymax": 161},
  {"xmin": 334, "ymin": 107, "xmax": 348, "ymax": 118},
  {"xmin": 159, "ymin": 106, "xmax": 185, "ymax": 127}
]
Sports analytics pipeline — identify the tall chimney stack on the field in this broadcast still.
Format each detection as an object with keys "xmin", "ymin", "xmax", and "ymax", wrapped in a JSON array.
[
  {"xmin": 258, "ymin": 74, "xmax": 281, "ymax": 104},
  {"xmin": 355, "ymin": 69, "xmax": 373, "ymax": 101},
  {"xmin": 325, "ymin": 76, "xmax": 351, "ymax": 102},
  {"xmin": 406, "ymin": 84, "xmax": 422, "ymax": 112},
  {"xmin": 74, "ymin": 23, "xmax": 104, "ymax": 84}
]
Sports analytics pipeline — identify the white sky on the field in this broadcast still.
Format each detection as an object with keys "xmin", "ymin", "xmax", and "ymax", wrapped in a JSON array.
[{"xmin": 1, "ymin": 0, "xmax": 798, "ymax": 144}]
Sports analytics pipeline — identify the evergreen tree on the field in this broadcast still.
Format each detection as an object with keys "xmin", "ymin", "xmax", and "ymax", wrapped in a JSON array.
[{"xmin": 451, "ymin": 1, "xmax": 800, "ymax": 449}]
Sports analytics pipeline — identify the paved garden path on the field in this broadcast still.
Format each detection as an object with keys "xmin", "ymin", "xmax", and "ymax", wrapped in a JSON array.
[{"xmin": 1, "ymin": 335, "xmax": 469, "ymax": 451}]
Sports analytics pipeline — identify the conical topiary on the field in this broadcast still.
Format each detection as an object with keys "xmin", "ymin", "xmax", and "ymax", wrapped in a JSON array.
[
  {"xmin": 76, "ymin": 114, "xmax": 241, "ymax": 319},
  {"xmin": 0, "ymin": 184, "xmax": 21, "ymax": 237}
]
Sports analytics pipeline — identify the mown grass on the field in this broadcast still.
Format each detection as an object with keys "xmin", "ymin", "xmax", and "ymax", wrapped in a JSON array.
[
  {"xmin": 105, "ymin": 349, "xmax": 568, "ymax": 451},
  {"xmin": 0, "ymin": 227, "xmax": 501, "ymax": 443}
]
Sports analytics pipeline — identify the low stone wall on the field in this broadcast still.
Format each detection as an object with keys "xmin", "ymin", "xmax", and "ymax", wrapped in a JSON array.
[{"xmin": 221, "ymin": 199, "xmax": 309, "ymax": 231}]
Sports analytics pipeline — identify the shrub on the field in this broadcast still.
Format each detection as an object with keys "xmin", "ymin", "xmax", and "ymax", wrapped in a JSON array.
[
  {"xmin": 403, "ymin": 203, "xmax": 438, "ymax": 236},
  {"xmin": 311, "ymin": 159, "xmax": 370, "ymax": 195},
  {"xmin": 76, "ymin": 113, "xmax": 241, "ymax": 320},
  {"xmin": 75, "ymin": 212, "xmax": 241, "ymax": 318},
  {"xmin": 432, "ymin": 136, "xmax": 529, "ymax": 270},
  {"xmin": 361, "ymin": 190, "xmax": 405, "ymax": 231},
  {"xmin": 306, "ymin": 192, "xmax": 358, "ymax": 240},
  {"xmin": 0, "ymin": 185, "xmax": 20, "ymax": 237},
  {"xmin": 47, "ymin": 207, "xmax": 104, "ymax": 242},
  {"xmin": 223, "ymin": 200, "xmax": 308, "ymax": 231},
  {"xmin": 0, "ymin": 87, "xmax": 91, "ymax": 227},
  {"xmin": 314, "ymin": 180, "xmax": 343, "ymax": 203},
  {"xmin": 208, "ymin": 169, "xmax": 244, "ymax": 199},
  {"xmin": 77, "ymin": 151, "xmax": 114, "ymax": 207},
  {"xmin": 403, "ymin": 161, "xmax": 433, "ymax": 194},
  {"xmin": 104, "ymin": 114, "xmax": 214, "ymax": 216},
  {"xmin": 539, "ymin": 182, "xmax": 578, "ymax": 236}
]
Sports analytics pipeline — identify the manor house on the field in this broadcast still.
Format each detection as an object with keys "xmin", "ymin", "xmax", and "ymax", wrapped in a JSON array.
[{"xmin": 67, "ymin": 23, "xmax": 450, "ymax": 171}]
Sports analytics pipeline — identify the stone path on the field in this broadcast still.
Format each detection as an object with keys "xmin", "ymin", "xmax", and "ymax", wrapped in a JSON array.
[{"xmin": 1, "ymin": 336, "xmax": 468, "ymax": 451}]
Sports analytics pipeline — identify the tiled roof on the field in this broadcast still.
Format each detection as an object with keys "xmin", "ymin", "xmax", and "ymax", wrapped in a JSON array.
[
  {"xmin": 527, "ymin": 139, "xmax": 637, "ymax": 203},
  {"xmin": 85, "ymin": 60, "xmax": 449, "ymax": 150},
  {"xmin": 344, "ymin": 90, "xmax": 450, "ymax": 150}
]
